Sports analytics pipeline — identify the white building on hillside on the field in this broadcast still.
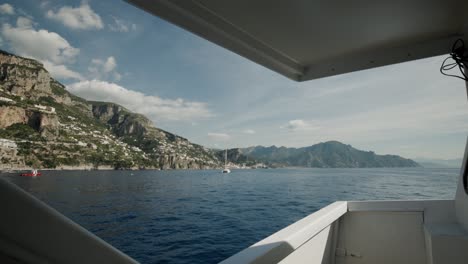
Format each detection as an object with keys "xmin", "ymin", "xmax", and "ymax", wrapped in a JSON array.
[
  {"xmin": 34, "ymin": 104, "xmax": 56, "ymax": 114},
  {"xmin": 0, "ymin": 138, "xmax": 17, "ymax": 149},
  {"xmin": 0, "ymin": 97, "xmax": 14, "ymax": 103}
]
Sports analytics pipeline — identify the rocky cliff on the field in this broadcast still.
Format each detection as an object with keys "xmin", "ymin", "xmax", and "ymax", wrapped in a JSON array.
[
  {"xmin": 0, "ymin": 50, "xmax": 221, "ymax": 169},
  {"xmin": 0, "ymin": 50, "xmax": 51, "ymax": 98}
]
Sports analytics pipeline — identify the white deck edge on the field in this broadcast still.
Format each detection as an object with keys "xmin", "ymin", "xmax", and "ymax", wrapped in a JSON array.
[
  {"xmin": 348, "ymin": 199, "xmax": 457, "ymax": 225},
  {"xmin": 221, "ymin": 199, "xmax": 458, "ymax": 263},
  {"xmin": 347, "ymin": 199, "xmax": 453, "ymax": 212},
  {"xmin": 220, "ymin": 201, "xmax": 347, "ymax": 264}
]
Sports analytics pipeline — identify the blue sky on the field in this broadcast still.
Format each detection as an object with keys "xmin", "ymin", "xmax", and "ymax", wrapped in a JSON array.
[{"xmin": 0, "ymin": 0, "xmax": 466, "ymax": 159}]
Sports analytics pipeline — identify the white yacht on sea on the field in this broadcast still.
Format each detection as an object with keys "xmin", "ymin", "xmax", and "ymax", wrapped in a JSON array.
[
  {"xmin": 1, "ymin": 1, "xmax": 468, "ymax": 263},
  {"xmin": 223, "ymin": 149, "xmax": 231, "ymax": 174}
]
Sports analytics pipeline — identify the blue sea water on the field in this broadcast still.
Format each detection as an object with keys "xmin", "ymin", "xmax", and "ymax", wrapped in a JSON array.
[{"xmin": 2, "ymin": 168, "xmax": 460, "ymax": 263}]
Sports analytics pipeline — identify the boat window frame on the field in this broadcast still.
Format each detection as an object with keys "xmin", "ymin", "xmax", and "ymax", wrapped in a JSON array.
[
  {"xmin": 464, "ymin": 161, "xmax": 468, "ymax": 194},
  {"xmin": 465, "ymin": 75, "xmax": 468, "ymax": 195}
]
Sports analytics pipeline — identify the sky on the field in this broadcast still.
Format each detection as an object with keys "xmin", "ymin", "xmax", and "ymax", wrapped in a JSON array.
[{"xmin": 0, "ymin": 0, "xmax": 466, "ymax": 160}]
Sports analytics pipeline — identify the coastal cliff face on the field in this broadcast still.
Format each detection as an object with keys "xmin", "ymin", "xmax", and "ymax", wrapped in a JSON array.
[
  {"xmin": 90, "ymin": 102, "xmax": 219, "ymax": 169},
  {"xmin": 0, "ymin": 51, "xmax": 51, "ymax": 98},
  {"xmin": 0, "ymin": 106, "xmax": 28, "ymax": 128},
  {"xmin": 0, "ymin": 50, "xmax": 221, "ymax": 169},
  {"xmin": 92, "ymin": 103, "xmax": 150, "ymax": 137},
  {"xmin": 0, "ymin": 106, "xmax": 59, "ymax": 139}
]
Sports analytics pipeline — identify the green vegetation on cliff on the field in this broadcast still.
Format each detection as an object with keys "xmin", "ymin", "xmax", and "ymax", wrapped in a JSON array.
[{"xmin": 0, "ymin": 49, "xmax": 221, "ymax": 169}]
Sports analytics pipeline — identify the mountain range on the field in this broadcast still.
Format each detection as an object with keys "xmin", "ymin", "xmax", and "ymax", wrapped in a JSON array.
[
  {"xmin": 0, "ymin": 49, "xmax": 420, "ymax": 169},
  {"xmin": 223, "ymin": 141, "xmax": 420, "ymax": 168},
  {"xmin": 414, "ymin": 158, "xmax": 463, "ymax": 169}
]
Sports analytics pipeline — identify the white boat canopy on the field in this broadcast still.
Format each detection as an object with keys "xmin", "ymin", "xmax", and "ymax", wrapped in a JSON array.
[{"xmin": 127, "ymin": 0, "xmax": 468, "ymax": 81}]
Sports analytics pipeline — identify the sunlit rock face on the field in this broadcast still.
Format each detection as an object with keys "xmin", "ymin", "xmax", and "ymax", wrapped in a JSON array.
[
  {"xmin": 0, "ymin": 106, "xmax": 28, "ymax": 128},
  {"xmin": 0, "ymin": 51, "xmax": 51, "ymax": 98}
]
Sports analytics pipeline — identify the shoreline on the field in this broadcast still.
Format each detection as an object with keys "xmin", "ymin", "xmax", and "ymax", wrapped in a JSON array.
[
  {"xmin": 0, "ymin": 165, "xmax": 230, "ymax": 173},
  {"xmin": 0, "ymin": 165, "xmax": 452, "ymax": 173}
]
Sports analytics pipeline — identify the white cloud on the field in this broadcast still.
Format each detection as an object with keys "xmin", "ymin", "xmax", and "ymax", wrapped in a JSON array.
[
  {"xmin": 1, "ymin": 18, "xmax": 79, "ymax": 64},
  {"xmin": 208, "ymin": 132, "xmax": 231, "ymax": 141},
  {"xmin": 0, "ymin": 3, "xmax": 14, "ymax": 15},
  {"xmin": 66, "ymin": 80, "xmax": 213, "ymax": 121},
  {"xmin": 103, "ymin": 57, "xmax": 116, "ymax": 72},
  {"xmin": 16, "ymin": 16, "xmax": 33, "ymax": 28},
  {"xmin": 284, "ymin": 119, "xmax": 305, "ymax": 130},
  {"xmin": 281, "ymin": 119, "xmax": 320, "ymax": 131},
  {"xmin": 40, "ymin": 1, "xmax": 50, "ymax": 9},
  {"xmin": 43, "ymin": 60, "xmax": 83, "ymax": 81},
  {"xmin": 88, "ymin": 56, "xmax": 120, "ymax": 81},
  {"xmin": 46, "ymin": 2, "xmax": 103, "ymax": 30},
  {"xmin": 242, "ymin": 129, "xmax": 255, "ymax": 134},
  {"xmin": 109, "ymin": 16, "xmax": 136, "ymax": 32},
  {"xmin": 0, "ymin": 15, "xmax": 82, "ymax": 81}
]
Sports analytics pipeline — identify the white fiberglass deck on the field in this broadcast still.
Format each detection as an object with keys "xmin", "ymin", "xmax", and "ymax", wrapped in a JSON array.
[
  {"xmin": 221, "ymin": 142, "xmax": 468, "ymax": 264},
  {"xmin": 221, "ymin": 199, "xmax": 468, "ymax": 264}
]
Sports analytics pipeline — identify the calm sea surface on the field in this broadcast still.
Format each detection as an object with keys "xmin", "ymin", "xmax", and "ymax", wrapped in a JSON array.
[{"xmin": 2, "ymin": 168, "xmax": 460, "ymax": 263}]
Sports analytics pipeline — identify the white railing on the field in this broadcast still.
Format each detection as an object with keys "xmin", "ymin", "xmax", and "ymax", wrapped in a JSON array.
[{"xmin": 221, "ymin": 201, "xmax": 347, "ymax": 264}]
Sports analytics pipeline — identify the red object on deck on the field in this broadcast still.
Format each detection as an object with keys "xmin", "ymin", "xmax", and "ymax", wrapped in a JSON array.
[{"xmin": 20, "ymin": 172, "xmax": 41, "ymax": 177}]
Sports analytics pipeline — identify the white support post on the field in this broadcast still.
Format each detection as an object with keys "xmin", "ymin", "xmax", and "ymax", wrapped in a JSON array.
[
  {"xmin": 465, "ymin": 65, "xmax": 468, "ymax": 100},
  {"xmin": 454, "ymin": 66, "xmax": 468, "ymax": 231}
]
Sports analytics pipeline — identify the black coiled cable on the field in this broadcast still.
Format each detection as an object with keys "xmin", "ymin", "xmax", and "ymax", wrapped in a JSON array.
[{"xmin": 440, "ymin": 39, "xmax": 468, "ymax": 81}]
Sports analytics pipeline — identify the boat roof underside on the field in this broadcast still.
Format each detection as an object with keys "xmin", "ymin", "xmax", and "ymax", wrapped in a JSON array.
[{"xmin": 127, "ymin": 0, "xmax": 468, "ymax": 81}]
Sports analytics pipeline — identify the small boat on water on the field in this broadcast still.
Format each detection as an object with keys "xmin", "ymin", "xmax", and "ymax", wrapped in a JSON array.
[
  {"xmin": 20, "ymin": 169, "xmax": 41, "ymax": 177},
  {"xmin": 222, "ymin": 149, "xmax": 231, "ymax": 173}
]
